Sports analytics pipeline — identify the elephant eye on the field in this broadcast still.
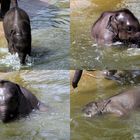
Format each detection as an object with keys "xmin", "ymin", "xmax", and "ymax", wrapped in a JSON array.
[
  {"xmin": 87, "ymin": 110, "xmax": 92, "ymax": 115},
  {"xmin": 127, "ymin": 26, "xmax": 133, "ymax": 32}
]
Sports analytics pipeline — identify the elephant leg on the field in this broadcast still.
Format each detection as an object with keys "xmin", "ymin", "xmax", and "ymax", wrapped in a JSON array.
[
  {"xmin": 1, "ymin": 0, "xmax": 10, "ymax": 18},
  {"xmin": 18, "ymin": 53, "xmax": 26, "ymax": 65}
]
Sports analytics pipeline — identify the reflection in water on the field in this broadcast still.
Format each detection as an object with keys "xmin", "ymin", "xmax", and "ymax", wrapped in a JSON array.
[
  {"xmin": 0, "ymin": 0, "xmax": 70, "ymax": 71},
  {"xmin": 0, "ymin": 70, "xmax": 70, "ymax": 140},
  {"xmin": 71, "ymin": 0, "xmax": 140, "ymax": 69},
  {"xmin": 71, "ymin": 70, "xmax": 140, "ymax": 140}
]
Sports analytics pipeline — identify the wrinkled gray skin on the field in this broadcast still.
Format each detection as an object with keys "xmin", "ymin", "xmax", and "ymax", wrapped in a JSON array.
[
  {"xmin": 92, "ymin": 9, "xmax": 140, "ymax": 47},
  {"xmin": 0, "ymin": 80, "xmax": 46, "ymax": 123},
  {"xmin": 3, "ymin": 1, "xmax": 31, "ymax": 65},
  {"xmin": 83, "ymin": 87, "xmax": 140, "ymax": 117}
]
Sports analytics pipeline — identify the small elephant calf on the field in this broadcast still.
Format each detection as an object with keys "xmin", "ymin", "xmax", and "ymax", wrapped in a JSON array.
[
  {"xmin": 3, "ymin": 0, "xmax": 31, "ymax": 64},
  {"xmin": 92, "ymin": 9, "xmax": 140, "ymax": 47},
  {"xmin": 83, "ymin": 87, "xmax": 140, "ymax": 117},
  {"xmin": 0, "ymin": 80, "xmax": 46, "ymax": 123}
]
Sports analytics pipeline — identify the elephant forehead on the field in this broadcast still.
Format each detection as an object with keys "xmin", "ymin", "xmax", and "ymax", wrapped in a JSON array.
[
  {"xmin": 118, "ymin": 13, "xmax": 124, "ymax": 20},
  {"xmin": 126, "ymin": 20, "xmax": 130, "ymax": 25},
  {"xmin": 117, "ymin": 13, "xmax": 136, "ymax": 22},
  {"xmin": 0, "ymin": 88, "xmax": 11, "ymax": 101},
  {"xmin": 0, "ymin": 88, "xmax": 6, "ymax": 101}
]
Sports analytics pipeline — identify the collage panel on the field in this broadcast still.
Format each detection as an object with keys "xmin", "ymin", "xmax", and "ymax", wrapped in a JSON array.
[
  {"xmin": 0, "ymin": 70, "xmax": 70, "ymax": 140},
  {"xmin": 2, "ymin": 0, "xmax": 140, "ymax": 140},
  {"xmin": 0, "ymin": 0, "xmax": 70, "ymax": 140},
  {"xmin": 70, "ymin": 0, "xmax": 140, "ymax": 69},
  {"xmin": 71, "ymin": 70, "xmax": 140, "ymax": 140},
  {"xmin": 70, "ymin": 0, "xmax": 140, "ymax": 140},
  {"xmin": 0, "ymin": 0, "xmax": 70, "ymax": 71}
]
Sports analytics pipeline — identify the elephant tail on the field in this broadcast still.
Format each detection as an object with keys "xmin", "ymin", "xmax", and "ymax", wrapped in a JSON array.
[{"xmin": 11, "ymin": 0, "xmax": 18, "ymax": 7}]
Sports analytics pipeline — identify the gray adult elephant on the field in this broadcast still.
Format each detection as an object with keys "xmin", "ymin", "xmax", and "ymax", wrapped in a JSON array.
[
  {"xmin": 0, "ymin": 80, "xmax": 47, "ymax": 123},
  {"xmin": 92, "ymin": 9, "xmax": 140, "ymax": 47}
]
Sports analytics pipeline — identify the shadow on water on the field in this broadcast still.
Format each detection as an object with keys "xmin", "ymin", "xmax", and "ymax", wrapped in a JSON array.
[
  {"xmin": 0, "ymin": 0, "xmax": 70, "ymax": 71},
  {"xmin": 0, "ymin": 70, "xmax": 70, "ymax": 140},
  {"xmin": 70, "ymin": 70, "xmax": 140, "ymax": 140},
  {"xmin": 70, "ymin": 0, "xmax": 140, "ymax": 69}
]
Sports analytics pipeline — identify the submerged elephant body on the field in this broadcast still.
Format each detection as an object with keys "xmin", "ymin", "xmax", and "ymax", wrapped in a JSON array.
[
  {"xmin": 83, "ymin": 87, "xmax": 140, "ymax": 117},
  {"xmin": 0, "ymin": 80, "xmax": 45, "ymax": 123},
  {"xmin": 3, "ymin": 0, "xmax": 31, "ymax": 64},
  {"xmin": 92, "ymin": 9, "xmax": 140, "ymax": 46}
]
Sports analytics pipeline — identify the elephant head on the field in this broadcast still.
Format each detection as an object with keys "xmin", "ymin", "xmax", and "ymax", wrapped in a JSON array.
[
  {"xmin": 0, "ymin": 80, "xmax": 39, "ymax": 123},
  {"xmin": 0, "ymin": 80, "xmax": 22, "ymax": 122},
  {"xmin": 82, "ymin": 99, "xmax": 111, "ymax": 117},
  {"xmin": 107, "ymin": 9, "xmax": 140, "ymax": 43}
]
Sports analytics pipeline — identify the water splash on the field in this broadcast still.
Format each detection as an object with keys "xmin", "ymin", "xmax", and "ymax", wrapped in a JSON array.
[{"xmin": 0, "ymin": 53, "xmax": 33, "ymax": 70}]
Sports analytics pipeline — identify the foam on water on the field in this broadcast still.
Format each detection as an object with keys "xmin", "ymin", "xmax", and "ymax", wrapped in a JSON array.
[{"xmin": 0, "ymin": 53, "xmax": 34, "ymax": 70}]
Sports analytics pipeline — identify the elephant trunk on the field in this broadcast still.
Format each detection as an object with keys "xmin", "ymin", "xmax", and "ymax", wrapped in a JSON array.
[
  {"xmin": 72, "ymin": 70, "xmax": 83, "ymax": 88},
  {"xmin": 129, "ymin": 32, "xmax": 140, "ymax": 47}
]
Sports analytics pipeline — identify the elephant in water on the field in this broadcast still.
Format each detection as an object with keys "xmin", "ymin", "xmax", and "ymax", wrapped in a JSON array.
[
  {"xmin": 3, "ymin": 0, "xmax": 31, "ymax": 65},
  {"xmin": 83, "ymin": 87, "xmax": 140, "ymax": 117},
  {"xmin": 91, "ymin": 9, "xmax": 140, "ymax": 47},
  {"xmin": 0, "ymin": 80, "xmax": 47, "ymax": 123}
]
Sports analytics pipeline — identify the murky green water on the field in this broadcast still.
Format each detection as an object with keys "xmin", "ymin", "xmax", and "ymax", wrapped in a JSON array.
[
  {"xmin": 71, "ymin": 70, "xmax": 140, "ymax": 140},
  {"xmin": 0, "ymin": 0, "xmax": 70, "ymax": 71},
  {"xmin": 70, "ymin": 0, "xmax": 140, "ymax": 69},
  {"xmin": 0, "ymin": 70, "xmax": 70, "ymax": 140}
]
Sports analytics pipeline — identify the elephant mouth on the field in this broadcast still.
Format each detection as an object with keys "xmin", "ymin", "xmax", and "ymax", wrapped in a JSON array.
[{"xmin": 83, "ymin": 113, "xmax": 92, "ymax": 118}]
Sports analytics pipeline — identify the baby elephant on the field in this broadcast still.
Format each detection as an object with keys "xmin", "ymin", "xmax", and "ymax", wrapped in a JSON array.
[
  {"xmin": 83, "ymin": 87, "xmax": 140, "ymax": 117},
  {"xmin": 3, "ymin": 0, "xmax": 31, "ymax": 65},
  {"xmin": 92, "ymin": 9, "xmax": 140, "ymax": 46},
  {"xmin": 0, "ymin": 80, "xmax": 46, "ymax": 123}
]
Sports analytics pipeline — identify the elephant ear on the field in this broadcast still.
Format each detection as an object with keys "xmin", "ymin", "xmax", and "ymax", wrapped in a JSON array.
[
  {"xmin": 107, "ymin": 15, "xmax": 119, "ymax": 36},
  {"xmin": 100, "ymin": 99, "xmax": 111, "ymax": 113},
  {"xmin": 15, "ymin": 84, "xmax": 33, "ymax": 117}
]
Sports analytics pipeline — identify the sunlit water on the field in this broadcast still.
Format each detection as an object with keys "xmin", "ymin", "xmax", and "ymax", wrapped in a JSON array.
[
  {"xmin": 0, "ymin": 70, "xmax": 70, "ymax": 140},
  {"xmin": 0, "ymin": 0, "xmax": 70, "ymax": 71},
  {"xmin": 70, "ymin": 0, "xmax": 140, "ymax": 69},
  {"xmin": 71, "ymin": 70, "xmax": 140, "ymax": 140}
]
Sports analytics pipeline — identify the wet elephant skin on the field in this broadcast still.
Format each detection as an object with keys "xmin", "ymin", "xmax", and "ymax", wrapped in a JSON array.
[
  {"xmin": 3, "ymin": 0, "xmax": 31, "ymax": 65},
  {"xmin": 91, "ymin": 9, "xmax": 140, "ymax": 47},
  {"xmin": 0, "ymin": 80, "xmax": 40, "ymax": 123},
  {"xmin": 83, "ymin": 87, "xmax": 140, "ymax": 117}
]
